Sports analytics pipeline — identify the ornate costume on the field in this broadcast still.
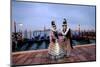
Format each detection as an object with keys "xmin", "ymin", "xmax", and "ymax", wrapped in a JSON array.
[
  {"xmin": 61, "ymin": 18, "xmax": 73, "ymax": 57},
  {"xmin": 48, "ymin": 21, "xmax": 65, "ymax": 60}
]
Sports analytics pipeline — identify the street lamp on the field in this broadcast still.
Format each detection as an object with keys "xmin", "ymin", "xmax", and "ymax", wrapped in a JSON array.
[{"xmin": 18, "ymin": 23, "xmax": 23, "ymax": 32}]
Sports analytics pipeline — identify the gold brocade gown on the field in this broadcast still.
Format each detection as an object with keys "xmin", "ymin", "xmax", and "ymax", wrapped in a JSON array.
[{"xmin": 48, "ymin": 39, "xmax": 65, "ymax": 59}]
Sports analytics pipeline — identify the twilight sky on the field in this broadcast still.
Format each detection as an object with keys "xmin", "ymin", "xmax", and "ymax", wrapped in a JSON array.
[{"xmin": 12, "ymin": 1, "xmax": 96, "ymax": 32}]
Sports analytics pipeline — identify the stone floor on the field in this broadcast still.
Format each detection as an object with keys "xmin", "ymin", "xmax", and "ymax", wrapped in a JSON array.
[{"xmin": 12, "ymin": 44, "xmax": 96, "ymax": 66}]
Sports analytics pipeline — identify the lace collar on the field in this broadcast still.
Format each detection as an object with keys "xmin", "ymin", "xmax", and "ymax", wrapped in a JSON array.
[{"xmin": 61, "ymin": 27, "xmax": 69, "ymax": 35}]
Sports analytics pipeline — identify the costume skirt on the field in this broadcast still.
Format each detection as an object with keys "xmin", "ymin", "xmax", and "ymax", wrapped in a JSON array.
[{"xmin": 48, "ymin": 41, "xmax": 65, "ymax": 59}]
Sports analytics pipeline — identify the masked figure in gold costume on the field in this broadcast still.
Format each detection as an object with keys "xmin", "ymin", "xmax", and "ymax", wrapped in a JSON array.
[{"xmin": 48, "ymin": 20, "xmax": 65, "ymax": 60}]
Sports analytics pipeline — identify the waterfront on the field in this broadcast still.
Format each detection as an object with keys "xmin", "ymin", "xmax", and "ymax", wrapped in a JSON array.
[
  {"xmin": 12, "ymin": 29, "xmax": 96, "ymax": 52},
  {"xmin": 12, "ymin": 39, "xmax": 95, "ymax": 52}
]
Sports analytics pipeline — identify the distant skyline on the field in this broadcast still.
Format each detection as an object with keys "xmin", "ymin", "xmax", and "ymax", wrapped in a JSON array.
[{"xmin": 12, "ymin": 1, "xmax": 96, "ymax": 32}]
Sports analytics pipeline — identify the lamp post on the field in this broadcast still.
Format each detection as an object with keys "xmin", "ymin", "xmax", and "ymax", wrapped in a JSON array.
[
  {"xmin": 18, "ymin": 23, "xmax": 23, "ymax": 33},
  {"xmin": 14, "ymin": 21, "xmax": 16, "ymax": 33}
]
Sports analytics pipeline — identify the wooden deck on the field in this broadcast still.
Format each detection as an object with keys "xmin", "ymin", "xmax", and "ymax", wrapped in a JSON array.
[{"xmin": 12, "ymin": 44, "xmax": 96, "ymax": 66}]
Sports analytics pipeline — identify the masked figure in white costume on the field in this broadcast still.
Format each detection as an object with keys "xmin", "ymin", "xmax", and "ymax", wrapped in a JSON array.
[
  {"xmin": 48, "ymin": 20, "xmax": 65, "ymax": 60},
  {"xmin": 61, "ymin": 18, "xmax": 73, "ymax": 57}
]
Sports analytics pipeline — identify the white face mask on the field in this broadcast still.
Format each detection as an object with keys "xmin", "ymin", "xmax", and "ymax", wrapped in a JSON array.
[
  {"xmin": 51, "ymin": 26, "xmax": 57, "ymax": 31},
  {"xmin": 53, "ymin": 26, "xmax": 56, "ymax": 30},
  {"xmin": 62, "ymin": 26, "xmax": 67, "ymax": 30}
]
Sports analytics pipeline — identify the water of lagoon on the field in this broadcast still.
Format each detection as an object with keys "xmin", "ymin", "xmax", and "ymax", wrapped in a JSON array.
[
  {"xmin": 14, "ymin": 30, "xmax": 95, "ymax": 52},
  {"xmin": 19, "ymin": 39, "xmax": 96, "ymax": 52}
]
